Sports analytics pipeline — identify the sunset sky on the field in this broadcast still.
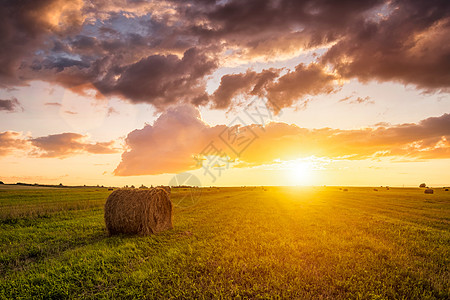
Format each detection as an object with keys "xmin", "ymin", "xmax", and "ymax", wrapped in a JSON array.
[{"xmin": 1, "ymin": 0, "xmax": 449, "ymax": 187}]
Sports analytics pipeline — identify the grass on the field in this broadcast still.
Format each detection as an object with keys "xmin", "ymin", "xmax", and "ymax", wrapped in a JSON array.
[
  {"xmin": 0, "ymin": 186, "xmax": 449, "ymax": 299},
  {"xmin": 0, "ymin": 188, "xmax": 109, "ymax": 220}
]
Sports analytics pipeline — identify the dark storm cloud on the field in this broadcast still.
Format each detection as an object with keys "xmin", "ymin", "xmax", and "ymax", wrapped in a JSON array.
[
  {"xmin": 1, "ymin": 0, "xmax": 449, "ymax": 110},
  {"xmin": 0, "ymin": 0, "xmax": 85, "ymax": 86},
  {"xmin": 0, "ymin": 97, "xmax": 23, "ymax": 112},
  {"xmin": 211, "ymin": 63, "xmax": 337, "ymax": 111},
  {"xmin": 266, "ymin": 63, "xmax": 337, "ymax": 110},
  {"xmin": 95, "ymin": 47, "xmax": 218, "ymax": 107},
  {"xmin": 71, "ymin": 35, "xmax": 98, "ymax": 50},
  {"xmin": 178, "ymin": 0, "xmax": 384, "ymax": 55},
  {"xmin": 212, "ymin": 69, "xmax": 280, "ymax": 109},
  {"xmin": 39, "ymin": 57, "xmax": 92, "ymax": 72},
  {"xmin": 322, "ymin": 0, "xmax": 450, "ymax": 91}
]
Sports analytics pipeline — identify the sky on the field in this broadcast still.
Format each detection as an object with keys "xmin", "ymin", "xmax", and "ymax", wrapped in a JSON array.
[{"xmin": 0, "ymin": 0, "xmax": 449, "ymax": 187}]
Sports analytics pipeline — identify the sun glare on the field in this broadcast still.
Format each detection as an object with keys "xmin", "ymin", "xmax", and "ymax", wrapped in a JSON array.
[{"xmin": 288, "ymin": 161, "xmax": 312, "ymax": 185}]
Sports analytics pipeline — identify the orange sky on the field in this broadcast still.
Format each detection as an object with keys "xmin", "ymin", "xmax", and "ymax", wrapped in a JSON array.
[{"xmin": 0, "ymin": 0, "xmax": 449, "ymax": 187}]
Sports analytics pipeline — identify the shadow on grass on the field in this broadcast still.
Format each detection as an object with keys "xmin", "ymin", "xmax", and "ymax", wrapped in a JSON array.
[
  {"xmin": 1, "ymin": 230, "xmax": 109, "ymax": 275},
  {"xmin": 2, "ymin": 223, "xmax": 192, "ymax": 276}
]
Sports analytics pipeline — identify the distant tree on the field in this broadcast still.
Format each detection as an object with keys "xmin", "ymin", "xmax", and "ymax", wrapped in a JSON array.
[
  {"xmin": 0, "ymin": 181, "xmax": 4, "ymax": 184},
  {"xmin": 139, "ymin": 184, "xmax": 148, "ymax": 189},
  {"xmin": 130, "ymin": 185, "xmax": 135, "ymax": 189},
  {"xmin": 419, "ymin": 183, "xmax": 426, "ymax": 188},
  {"xmin": 59, "ymin": 183, "xmax": 63, "ymax": 186}
]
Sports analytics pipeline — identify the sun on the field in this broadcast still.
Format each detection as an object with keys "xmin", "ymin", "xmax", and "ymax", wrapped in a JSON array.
[{"xmin": 288, "ymin": 161, "xmax": 311, "ymax": 185}]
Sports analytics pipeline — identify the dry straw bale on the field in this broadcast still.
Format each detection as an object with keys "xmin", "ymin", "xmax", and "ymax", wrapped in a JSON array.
[
  {"xmin": 424, "ymin": 188, "xmax": 434, "ymax": 194},
  {"xmin": 159, "ymin": 185, "xmax": 171, "ymax": 194},
  {"xmin": 104, "ymin": 187, "xmax": 173, "ymax": 235}
]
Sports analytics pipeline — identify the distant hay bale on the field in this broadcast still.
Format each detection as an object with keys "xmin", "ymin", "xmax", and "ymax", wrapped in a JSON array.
[
  {"xmin": 108, "ymin": 188, "xmax": 114, "ymax": 191},
  {"xmin": 373, "ymin": 188, "xmax": 378, "ymax": 191},
  {"xmin": 424, "ymin": 188, "xmax": 434, "ymax": 194},
  {"xmin": 104, "ymin": 187, "xmax": 173, "ymax": 235},
  {"xmin": 445, "ymin": 189, "xmax": 449, "ymax": 192},
  {"xmin": 343, "ymin": 188, "xmax": 348, "ymax": 192}
]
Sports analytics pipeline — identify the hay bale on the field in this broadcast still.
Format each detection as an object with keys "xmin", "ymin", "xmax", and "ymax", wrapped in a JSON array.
[
  {"xmin": 343, "ymin": 188, "xmax": 348, "ymax": 192},
  {"xmin": 424, "ymin": 188, "xmax": 434, "ymax": 194},
  {"xmin": 104, "ymin": 187, "xmax": 172, "ymax": 235},
  {"xmin": 159, "ymin": 185, "xmax": 171, "ymax": 194},
  {"xmin": 373, "ymin": 188, "xmax": 378, "ymax": 191},
  {"xmin": 445, "ymin": 189, "xmax": 449, "ymax": 191}
]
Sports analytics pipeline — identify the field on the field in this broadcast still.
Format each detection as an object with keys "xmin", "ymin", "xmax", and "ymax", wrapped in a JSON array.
[{"xmin": 0, "ymin": 186, "xmax": 449, "ymax": 299}]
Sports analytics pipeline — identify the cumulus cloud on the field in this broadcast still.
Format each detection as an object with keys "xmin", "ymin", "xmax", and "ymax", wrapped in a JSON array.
[
  {"xmin": 114, "ymin": 105, "xmax": 226, "ymax": 175},
  {"xmin": 0, "ymin": 98, "xmax": 23, "ymax": 112},
  {"xmin": 115, "ymin": 106, "xmax": 450, "ymax": 176}
]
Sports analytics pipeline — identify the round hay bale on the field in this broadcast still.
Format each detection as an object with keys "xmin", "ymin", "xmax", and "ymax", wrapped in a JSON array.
[
  {"xmin": 159, "ymin": 185, "xmax": 171, "ymax": 194},
  {"xmin": 424, "ymin": 188, "xmax": 434, "ymax": 194},
  {"xmin": 104, "ymin": 187, "xmax": 173, "ymax": 235},
  {"xmin": 445, "ymin": 188, "xmax": 449, "ymax": 191},
  {"xmin": 343, "ymin": 188, "xmax": 348, "ymax": 192}
]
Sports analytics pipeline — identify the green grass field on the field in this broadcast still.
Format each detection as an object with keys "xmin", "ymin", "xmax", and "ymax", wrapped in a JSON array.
[{"xmin": 0, "ymin": 186, "xmax": 449, "ymax": 299}]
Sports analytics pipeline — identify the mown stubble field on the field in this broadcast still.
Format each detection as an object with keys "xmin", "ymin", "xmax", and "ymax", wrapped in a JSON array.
[{"xmin": 0, "ymin": 186, "xmax": 449, "ymax": 299}]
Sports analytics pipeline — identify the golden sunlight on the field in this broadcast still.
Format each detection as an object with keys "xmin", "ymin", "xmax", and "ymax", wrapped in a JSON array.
[{"xmin": 287, "ymin": 161, "xmax": 313, "ymax": 185}]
